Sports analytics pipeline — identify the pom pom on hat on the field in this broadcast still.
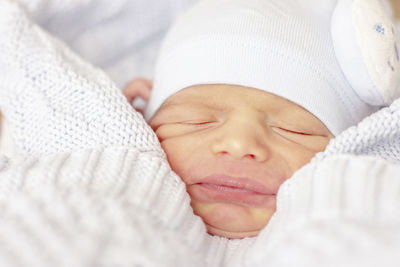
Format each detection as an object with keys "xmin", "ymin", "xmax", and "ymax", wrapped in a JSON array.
[
  {"xmin": 145, "ymin": 0, "xmax": 385, "ymax": 136},
  {"xmin": 332, "ymin": 0, "xmax": 400, "ymax": 106}
]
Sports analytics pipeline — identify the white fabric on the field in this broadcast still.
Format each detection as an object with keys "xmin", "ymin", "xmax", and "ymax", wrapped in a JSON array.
[
  {"xmin": 1, "ymin": 0, "xmax": 400, "ymax": 266},
  {"xmin": 29, "ymin": 0, "xmax": 198, "ymax": 89},
  {"xmin": 354, "ymin": 0, "xmax": 400, "ymax": 104},
  {"xmin": 332, "ymin": 0, "xmax": 400, "ymax": 106},
  {"xmin": 0, "ymin": 0, "xmax": 198, "ymax": 157},
  {"xmin": 331, "ymin": 0, "xmax": 385, "ymax": 105},
  {"xmin": 146, "ymin": 0, "xmax": 378, "ymax": 135},
  {"xmin": 0, "ymin": 117, "xmax": 14, "ymax": 158},
  {"xmin": 246, "ymin": 155, "xmax": 400, "ymax": 267}
]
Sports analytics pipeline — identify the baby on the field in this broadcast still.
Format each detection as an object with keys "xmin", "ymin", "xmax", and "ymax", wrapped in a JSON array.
[{"xmin": 123, "ymin": 0, "xmax": 378, "ymax": 239}]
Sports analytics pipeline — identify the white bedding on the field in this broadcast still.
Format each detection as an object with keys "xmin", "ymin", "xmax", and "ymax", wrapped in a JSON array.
[{"xmin": 0, "ymin": 118, "xmax": 14, "ymax": 158}]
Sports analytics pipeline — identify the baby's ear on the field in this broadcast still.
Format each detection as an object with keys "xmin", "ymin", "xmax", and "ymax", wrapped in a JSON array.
[{"xmin": 331, "ymin": 0, "xmax": 400, "ymax": 106}]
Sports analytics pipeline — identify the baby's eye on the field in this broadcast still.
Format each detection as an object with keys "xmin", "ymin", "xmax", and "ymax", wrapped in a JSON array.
[
  {"xmin": 271, "ymin": 126, "xmax": 332, "ymax": 152},
  {"xmin": 280, "ymin": 127, "xmax": 311, "ymax": 135},
  {"xmin": 271, "ymin": 126, "xmax": 313, "ymax": 137},
  {"xmin": 178, "ymin": 120, "xmax": 216, "ymax": 126},
  {"xmin": 156, "ymin": 119, "xmax": 218, "ymax": 139}
]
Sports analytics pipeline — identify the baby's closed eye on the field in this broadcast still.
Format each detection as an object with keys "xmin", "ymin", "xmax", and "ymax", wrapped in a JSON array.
[{"xmin": 270, "ymin": 125, "xmax": 331, "ymax": 151}]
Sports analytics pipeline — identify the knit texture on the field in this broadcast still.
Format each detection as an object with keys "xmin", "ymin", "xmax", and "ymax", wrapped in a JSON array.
[
  {"xmin": 0, "ymin": 0, "xmax": 162, "ymax": 156},
  {"xmin": 1, "ymin": 0, "xmax": 400, "ymax": 266},
  {"xmin": 0, "ymin": 148, "xmax": 209, "ymax": 267},
  {"xmin": 246, "ymin": 155, "xmax": 400, "ymax": 267}
]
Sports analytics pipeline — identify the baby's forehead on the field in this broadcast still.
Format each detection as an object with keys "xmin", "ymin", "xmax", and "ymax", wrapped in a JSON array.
[{"xmin": 160, "ymin": 84, "xmax": 306, "ymax": 113}]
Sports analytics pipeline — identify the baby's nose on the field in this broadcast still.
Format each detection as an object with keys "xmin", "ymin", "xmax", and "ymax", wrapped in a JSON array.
[{"xmin": 211, "ymin": 121, "xmax": 270, "ymax": 162}]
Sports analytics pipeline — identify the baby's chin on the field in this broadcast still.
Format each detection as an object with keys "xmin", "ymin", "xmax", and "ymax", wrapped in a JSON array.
[{"xmin": 191, "ymin": 201, "xmax": 275, "ymax": 239}]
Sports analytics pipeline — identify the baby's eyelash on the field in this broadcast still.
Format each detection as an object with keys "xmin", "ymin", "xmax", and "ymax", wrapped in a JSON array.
[
  {"xmin": 281, "ymin": 128, "xmax": 312, "ymax": 136},
  {"xmin": 179, "ymin": 121, "xmax": 216, "ymax": 126},
  {"xmin": 273, "ymin": 127, "xmax": 313, "ymax": 136}
]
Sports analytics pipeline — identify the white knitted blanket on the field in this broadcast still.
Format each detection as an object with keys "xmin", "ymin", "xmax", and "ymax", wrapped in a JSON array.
[{"xmin": 1, "ymin": 0, "xmax": 400, "ymax": 266}]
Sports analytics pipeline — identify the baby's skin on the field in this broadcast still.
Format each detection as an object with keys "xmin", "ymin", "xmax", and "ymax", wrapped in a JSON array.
[
  {"xmin": 124, "ymin": 79, "xmax": 334, "ymax": 239},
  {"xmin": 123, "ymin": 78, "xmax": 153, "ymax": 114}
]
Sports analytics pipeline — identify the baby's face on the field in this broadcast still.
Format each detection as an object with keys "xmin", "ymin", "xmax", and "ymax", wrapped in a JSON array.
[{"xmin": 150, "ymin": 84, "xmax": 333, "ymax": 239}]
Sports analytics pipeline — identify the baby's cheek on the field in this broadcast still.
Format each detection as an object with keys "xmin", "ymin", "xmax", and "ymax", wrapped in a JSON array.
[
  {"xmin": 285, "ymin": 148, "xmax": 319, "ymax": 175},
  {"xmin": 161, "ymin": 142, "xmax": 187, "ymax": 175}
]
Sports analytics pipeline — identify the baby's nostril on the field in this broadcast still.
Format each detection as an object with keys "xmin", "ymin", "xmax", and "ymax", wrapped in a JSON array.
[{"xmin": 246, "ymin": 154, "xmax": 256, "ymax": 159}]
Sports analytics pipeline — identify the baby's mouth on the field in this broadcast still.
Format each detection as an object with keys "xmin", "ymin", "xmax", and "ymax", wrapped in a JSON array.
[
  {"xmin": 187, "ymin": 174, "xmax": 276, "ymax": 207},
  {"xmin": 199, "ymin": 183, "xmax": 263, "ymax": 194}
]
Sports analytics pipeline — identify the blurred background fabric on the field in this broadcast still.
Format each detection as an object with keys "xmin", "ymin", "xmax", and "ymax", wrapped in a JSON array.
[{"xmin": 30, "ymin": 0, "xmax": 199, "ymax": 88}]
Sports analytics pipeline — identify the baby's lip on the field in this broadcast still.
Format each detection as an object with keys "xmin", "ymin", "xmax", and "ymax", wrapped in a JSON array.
[{"xmin": 192, "ymin": 174, "xmax": 277, "ymax": 195}]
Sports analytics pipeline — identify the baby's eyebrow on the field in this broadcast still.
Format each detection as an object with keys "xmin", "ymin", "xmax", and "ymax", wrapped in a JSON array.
[
  {"xmin": 160, "ymin": 100, "xmax": 222, "ymax": 112},
  {"xmin": 151, "ymin": 101, "xmax": 219, "ymax": 126}
]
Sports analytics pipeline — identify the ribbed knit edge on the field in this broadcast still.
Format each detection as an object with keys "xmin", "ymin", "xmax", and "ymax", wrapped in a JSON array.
[
  {"xmin": 0, "ymin": 147, "xmax": 217, "ymax": 267},
  {"xmin": 321, "ymin": 98, "xmax": 400, "ymax": 162},
  {"xmin": 246, "ymin": 154, "xmax": 400, "ymax": 266}
]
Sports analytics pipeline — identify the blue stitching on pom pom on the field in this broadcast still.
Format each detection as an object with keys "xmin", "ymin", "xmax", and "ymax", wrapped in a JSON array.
[
  {"xmin": 375, "ymin": 24, "xmax": 385, "ymax": 35},
  {"xmin": 388, "ymin": 60, "xmax": 395, "ymax": 71}
]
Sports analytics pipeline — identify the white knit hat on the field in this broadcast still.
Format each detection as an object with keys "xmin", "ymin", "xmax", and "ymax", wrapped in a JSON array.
[{"xmin": 145, "ymin": 0, "xmax": 382, "ymax": 135}]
